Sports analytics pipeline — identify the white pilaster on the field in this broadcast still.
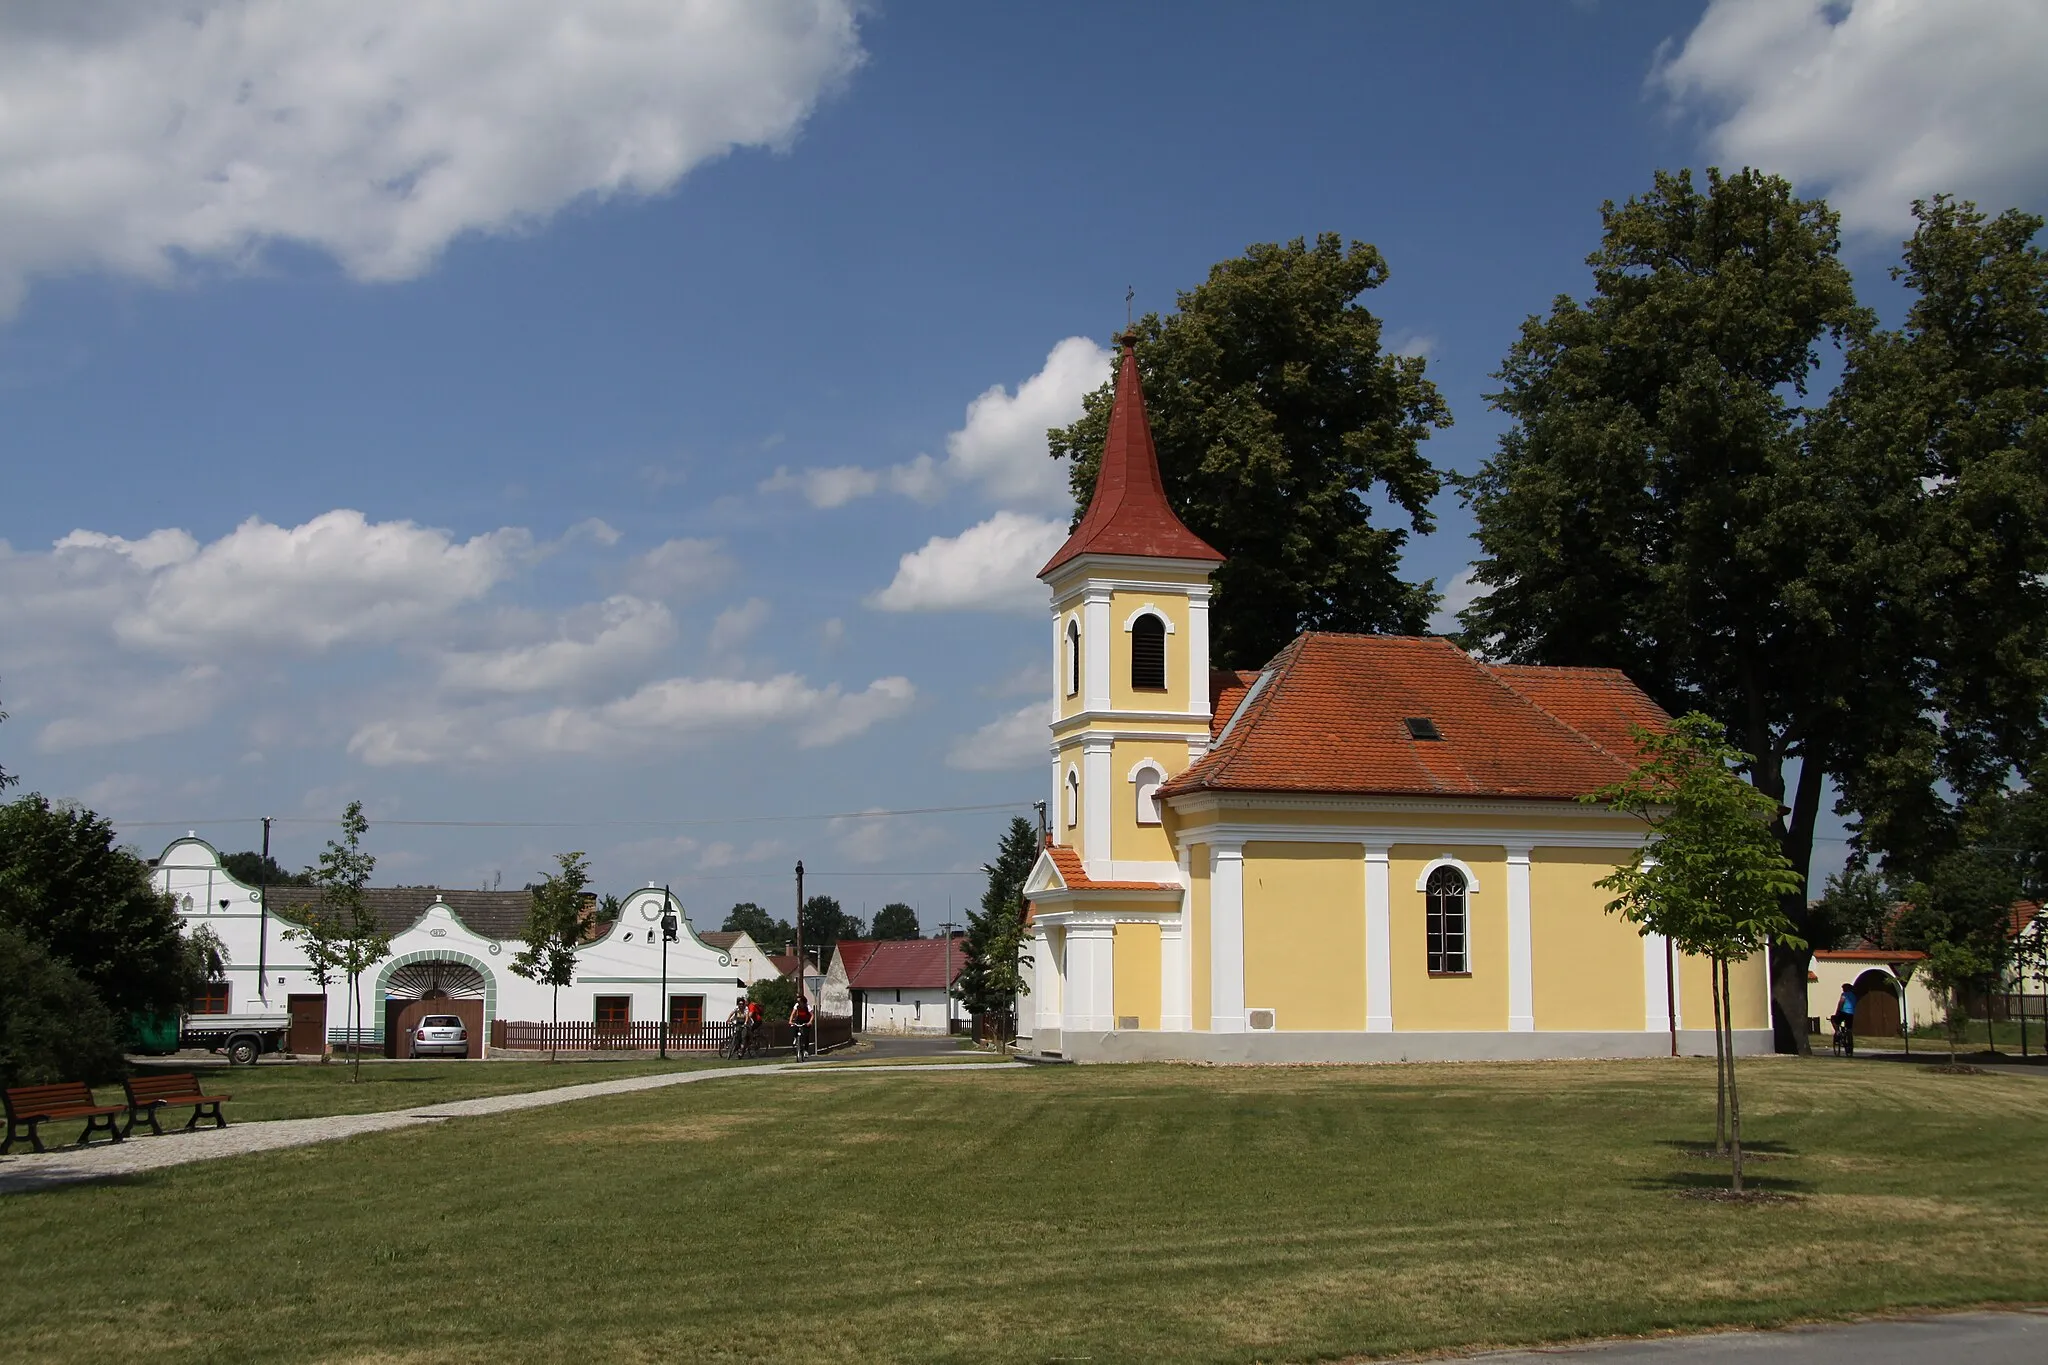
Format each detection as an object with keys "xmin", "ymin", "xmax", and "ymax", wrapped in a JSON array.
[
  {"xmin": 1210, "ymin": 843, "xmax": 1245, "ymax": 1031},
  {"xmin": 1065, "ymin": 922, "xmax": 1115, "ymax": 1033},
  {"xmin": 1035, "ymin": 925, "xmax": 1062, "ymax": 1031},
  {"xmin": 1186, "ymin": 587, "xmax": 1212, "ymax": 718},
  {"xmin": 1644, "ymin": 931, "xmax": 1672, "ymax": 1034},
  {"xmin": 1506, "ymin": 843, "xmax": 1534, "ymax": 1032},
  {"xmin": 1082, "ymin": 736, "xmax": 1113, "ymax": 878},
  {"xmin": 1365, "ymin": 842, "xmax": 1392, "ymax": 1032},
  {"xmin": 1083, "ymin": 589, "xmax": 1111, "ymax": 714},
  {"xmin": 1160, "ymin": 916, "xmax": 1188, "ymax": 1031}
]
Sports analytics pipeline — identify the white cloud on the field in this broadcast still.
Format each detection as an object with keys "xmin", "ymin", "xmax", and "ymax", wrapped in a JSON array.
[
  {"xmin": 1387, "ymin": 331, "xmax": 1437, "ymax": 361},
  {"xmin": 625, "ymin": 537, "xmax": 731, "ymax": 600},
  {"xmin": 99, "ymin": 510, "xmax": 529, "ymax": 654},
  {"xmin": 1657, "ymin": 0, "xmax": 2048, "ymax": 233},
  {"xmin": 1428, "ymin": 565, "xmax": 1487, "ymax": 635},
  {"xmin": 759, "ymin": 456, "xmax": 941, "ymax": 509},
  {"xmin": 52, "ymin": 528, "xmax": 199, "ymax": 572},
  {"xmin": 349, "ymin": 672, "xmax": 914, "ymax": 765},
  {"xmin": 38, "ymin": 664, "xmax": 227, "ymax": 751},
  {"xmin": 708, "ymin": 597, "xmax": 772, "ymax": 652},
  {"xmin": 942, "ymin": 336, "xmax": 1114, "ymax": 506},
  {"xmin": 827, "ymin": 809, "xmax": 942, "ymax": 866},
  {"xmin": 0, "ymin": 1, "xmax": 865, "ymax": 315},
  {"xmin": 438, "ymin": 595, "xmax": 674, "ymax": 695},
  {"xmin": 946, "ymin": 703, "xmax": 1050, "ymax": 772},
  {"xmin": 868, "ymin": 511, "xmax": 1067, "ymax": 615},
  {"xmin": 820, "ymin": 617, "xmax": 847, "ymax": 650}
]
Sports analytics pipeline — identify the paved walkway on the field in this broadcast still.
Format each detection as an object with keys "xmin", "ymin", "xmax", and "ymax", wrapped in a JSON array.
[
  {"xmin": 0, "ymin": 1060, "xmax": 1020, "ymax": 1195},
  {"xmin": 1449, "ymin": 1309, "xmax": 2046, "ymax": 1363}
]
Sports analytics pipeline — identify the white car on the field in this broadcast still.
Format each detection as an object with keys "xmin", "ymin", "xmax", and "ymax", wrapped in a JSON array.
[{"xmin": 409, "ymin": 1015, "xmax": 468, "ymax": 1059}]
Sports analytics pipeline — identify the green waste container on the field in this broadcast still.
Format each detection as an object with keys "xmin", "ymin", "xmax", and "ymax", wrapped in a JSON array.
[{"xmin": 126, "ymin": 1011, "xmax": 182, "ymax": 1056}]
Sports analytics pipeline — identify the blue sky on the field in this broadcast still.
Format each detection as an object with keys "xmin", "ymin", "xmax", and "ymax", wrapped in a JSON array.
[{"xmin": 2, "ymin": 1, "xmax": 2043, "ymax": 928}]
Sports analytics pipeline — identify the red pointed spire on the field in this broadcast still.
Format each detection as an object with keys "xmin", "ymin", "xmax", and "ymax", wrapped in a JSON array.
[{"xmin": 1039, "ymin": 332, "xmax": 1224, "ymax": 577}]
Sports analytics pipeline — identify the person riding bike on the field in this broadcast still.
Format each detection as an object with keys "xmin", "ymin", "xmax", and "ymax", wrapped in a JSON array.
[
  {"xmin": 722, "ymin": 995, "xmax": 752, "ymax": 1059},
  {"xmin": 1829, "ymin": 983, "xmax": 1857, "ymax": 1056},
  {"xmin": 789, "ymin": 994, "xmax": 814, "ymax": 1060}
]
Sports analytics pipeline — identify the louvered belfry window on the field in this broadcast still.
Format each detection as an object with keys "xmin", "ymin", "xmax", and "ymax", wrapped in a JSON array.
[
  {"xmin": 1131, "ymin": 614, "xmax": 1167, "ymax": 690},
  {"xmin": 1426, "ymin": 866, "xmax": 1469, "ymax": 974}
]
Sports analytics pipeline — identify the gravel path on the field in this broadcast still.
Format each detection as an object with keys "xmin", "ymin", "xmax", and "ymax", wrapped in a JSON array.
[
  {"xmin": 1452, "ymin": 1309, "xmax": 2048, "ymax": 1363},
  {"xmin": 0, "ymin": 1060, "xmax": 1020, "ymax": 1195}
]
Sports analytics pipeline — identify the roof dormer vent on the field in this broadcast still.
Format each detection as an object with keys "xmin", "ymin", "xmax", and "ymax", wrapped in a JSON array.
[{"xmin": 1404, "ymin": 717, "xmax": 1443, "ymax": 741}]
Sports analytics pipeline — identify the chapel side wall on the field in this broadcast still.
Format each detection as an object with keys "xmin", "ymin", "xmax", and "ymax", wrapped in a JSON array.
[
  {"xmin": 1112, "ymin": 922, "xmax": 1163, "ymax": 1030},
  {"xmin": 1389, "ymin": 845, "xmax": 1509, "ymax": 1031},
  {"xmin": 1110, "ymin": 735, "xmax": 1201, "ymax": 865},
  {"xmin": 1530, "ymin": 848, "xmax": 1645, "ymax": 1032},
  {"xmin": 1242, "ymin": 842, "xmax": 1366, "ymax": 1032},
  {"xmin": 1188, "ymin": 844, "xmax": 1211, "ymax": 1031},
  {"xmin": 1107, "ymin": 589, "xmax": 1192, "ymax": 713},
  {"xmin": 1677, "ymin": 948, "xmax": 1771, "ymax": 1032}
]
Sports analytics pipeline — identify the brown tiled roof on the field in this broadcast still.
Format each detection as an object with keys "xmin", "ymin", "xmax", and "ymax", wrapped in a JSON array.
[
  {"xmin": 1040, "ymin": 334, "xmax": 1224, "ymax": 575},
  {"xmin": 1208, "ymin": 668, "xmax": 1261, "ymax": 739},
  {"xmin": 1043, "ymin": 844, "xmax": 1178, "ymax": 891},
  {"xmin": 1161, "ymin": 633, "xmax": 1669, "ymax": 802},
  {"xmin": 2010, "ymin": 901, "xmax": 2041, "ymax": 938},
  {"xmin": 831, "ymin": 939, "xmax": 883, "ymax": 981},
  {"xmin": 1814, "ymin": 949, "xmax": 1928, "ymax": 963},
  {"xmin": 261, "ymin": 886, "xmax": 542, "ymax": 942},
  {"xmin": 847, "ymin": 936, "xmax": 968, "ymax": 990},
  {"xmin": 699, "ymin": 931, "xmax": 742, "ymax": 951}
]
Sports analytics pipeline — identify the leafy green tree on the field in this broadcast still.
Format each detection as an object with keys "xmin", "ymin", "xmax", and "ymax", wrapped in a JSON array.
[
  {"xmin": 1459, "ymin": 166, "xmax": 1926, "ymax": 1050},
  {"xmin": 1590, "ymin": 714, "xmax": 1805, "ymax": 1192},
  {"xmin": 722, "ymin": 901, "xmax": 793, "ymax": 949},
  {"xmin": 747, "ymin": 972, "xmax": 798, "ymax": 1021},
  {"xmin": 1808, "ymin": 867, "xmax": 1899, "ymax": 952},
  {"xmin": 870, "ymin": 902, "xmax": 920, "ymax": 940},
  {"xmin": 220, "ymin": 851, "xmax": 314, "ymax": 887},
  {"xmin": 800, "ymin": 894, "xmax": 861, "ymax": 953},
  {"xmin": 285, "ymin": 802, "xmax": 389, "ymax": 1079},
  {"xmin": 0, "ymin": 793, "xmax": 188, "ymax": 1020},
  {"xmin": 0, "ymin": 922, "xmax": 124, "ymax": 1087},
  {"xmin": 1049, "ymin": 234, "xmax": 1452, "ymax": 668},
  {"xmin": 1894, "ymin": 846, "xmax": 2020, "ymax": 1054},
  {"xmin": 510, "ymin": 851, "xmax": 596, "ymax": 1062},
  {"xmin": 954, "ymin": 817, "xmax": 1040, "ymax": 1051},
  {"xmin": 1920, "ymin": 940, "xmax": 1993, "ymax": 1059}
]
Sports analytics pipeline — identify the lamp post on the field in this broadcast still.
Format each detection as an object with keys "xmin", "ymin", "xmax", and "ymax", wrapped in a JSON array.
[
  {"xmin": 794, "ymin": 860, "xmax": 806, "ymax": 1058},
  {"xmin": 659, "ymin": 884, "xmax": 677, "ymax": 1060}
]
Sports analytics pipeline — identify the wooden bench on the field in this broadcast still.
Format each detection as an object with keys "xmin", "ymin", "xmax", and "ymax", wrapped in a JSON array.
[
  {"xmin": 122, "ymin": 1072, "xmax": 232, "ymax": 1137},
  {"xmin": 2, "ymin": 1082, "xmax": 126, "ymax": 1154}
]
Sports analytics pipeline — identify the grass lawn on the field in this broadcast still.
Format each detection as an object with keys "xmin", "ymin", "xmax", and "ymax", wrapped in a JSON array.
[
  {"xmin": 130, "ymin": 1056, "xmax": 747, "ymax": 1122},
  {"xmin": 6, "ymin": 1058, "xmax": 2047, "ymax": 1363}
]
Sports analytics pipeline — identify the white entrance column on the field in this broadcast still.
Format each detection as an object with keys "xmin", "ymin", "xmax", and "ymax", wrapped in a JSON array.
[
  {"xmin": 1160, "ymin": 916, "xmax": 1189, "ymax": 1031},
  {"xmin": 1083, "ymin": 736, "xmax": 1113, "ymax": 879},
  {"xmin": 1035, "ymin": 925, "xmax": 1062, "ymax": 1033},
  {"xmin": 1210, "ymin": 843, "xmax": 1245, "ymax": 1032},
  {"xmin": 1506, "ymin": 843, "xmax": 1535, "ymax": 1032},
  {"xmin": 1364, "ymin": 842, "xmax": 1393, "ymax": 1032},
  {"xmin": 1643, "ymin": 931, "xmax": 1673, "ymax": 1035},
  {"xmin": 1065, "ymin": 922, "xmax": 1115, "ymax": 1033}
]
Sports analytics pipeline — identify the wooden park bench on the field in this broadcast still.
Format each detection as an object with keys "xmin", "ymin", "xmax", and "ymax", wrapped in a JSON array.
[
  {"xmin": 2, "ymin": 1081, "xmax": 127, "ymax": 1154},
  {"xmin": 122, "ymin": 1072, "xmax": 232, "ymax": 1137}
]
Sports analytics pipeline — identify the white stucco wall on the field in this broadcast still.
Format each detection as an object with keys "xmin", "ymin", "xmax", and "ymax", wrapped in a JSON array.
[{"xmin": 858, "ymin": 987, "xmax": 956, "ymax": 1035}]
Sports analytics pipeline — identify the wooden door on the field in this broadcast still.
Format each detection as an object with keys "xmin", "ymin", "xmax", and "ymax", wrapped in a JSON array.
[
  {"xmin": 287, "ymin": 994, "xmax": 327, "ymax": 1056},
  {"xmin": 1854, "ymin": 987, "xmax": 1902, "ymax": 1038}
]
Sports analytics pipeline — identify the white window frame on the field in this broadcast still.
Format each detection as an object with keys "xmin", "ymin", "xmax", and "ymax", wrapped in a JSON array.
[{"xmin": 1127, "ymin": 757, "xmax": 1166, "ymax": 826}]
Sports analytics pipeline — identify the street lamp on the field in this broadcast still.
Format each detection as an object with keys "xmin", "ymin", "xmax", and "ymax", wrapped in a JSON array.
[{"xmin": 659, "ymin": 884, "xmax": 677, "ymax": 1060}]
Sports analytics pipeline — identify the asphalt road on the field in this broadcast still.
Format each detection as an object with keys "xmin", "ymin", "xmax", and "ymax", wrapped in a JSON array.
[{"xmin": 1457, "ymin": 1310, "xmax": 2046, "ymax": 1363}]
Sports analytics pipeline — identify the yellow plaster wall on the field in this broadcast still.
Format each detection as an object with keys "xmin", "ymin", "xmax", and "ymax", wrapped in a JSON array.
[
  {"xmin": 1242, "ymin": 842, "xmax": 1366, "ymax": 1031},
  {"xmin": 1108, "ymin": 589, "xmax": 1190, "ymax": 712},
  {"xmin": 1188, "ymin": 844, "xmax": 1211, "ymax": 1030},
  {"xmin": 1112, "ymin": 921, "xmax": 1162, "ymax": 1029},
  {"xmin": 1389, "ymin": 845, "xmax": 1509, "ymax": 1031},
  {"xmin": 1677, "ymin": 951, "xmax": 1771, "ymax": 1031},
  {"xmin": 1111, "ymin": 737, "xmax": 1181, "ymax": 864},
  {"xmin": 1056, "ymin": 607, "xmax": 1085, "ymax": 720},
  {"xmin": 1529, "ymin": 848, "xmax": 1645, "ymax": 1032}
]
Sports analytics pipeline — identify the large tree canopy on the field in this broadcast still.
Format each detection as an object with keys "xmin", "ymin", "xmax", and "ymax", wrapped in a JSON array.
[
  {"xmin": 1460, "ymin": 169, "xmax": 2048, "ymax": 1050},
  {"xmin": 1050, "ymin": 233, "xmax": 1452, "ymax": 669}
]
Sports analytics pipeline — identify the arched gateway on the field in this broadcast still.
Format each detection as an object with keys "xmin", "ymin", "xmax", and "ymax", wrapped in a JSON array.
[{"xmin": 376, "ymin": 950, "xmax": 496, "ymax": 1059}]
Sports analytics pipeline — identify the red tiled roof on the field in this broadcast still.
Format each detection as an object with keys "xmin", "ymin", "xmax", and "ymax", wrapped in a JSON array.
[
  {"xmin": 847, "ymin": 937, "xmax": 968, "ymax": 990},
  {"xmin": 2010, "ymin": 901, "xmax": 2041, "ymax": 937},
  {"xmin": 1042, "ymin": 844, "xmax": 1179, "ymax": 892},
  {"xmin": 832, "ymin": 939, "xmax": 882, "ymax": 981},
  {"xmin": 1160, "ymin": 633, "xmax": 1669, "ymax": 802},
  {"xmin": 1208, "ymin": 668, "xmax": 1261, "ymax": 739},
  {"xmin": 1039, "ymin": 333, "xmax": 1224, "ymax": 576},
  {"xmin": 1814, "ymin": 949, "xmax": 1928, "ymax": 963}
]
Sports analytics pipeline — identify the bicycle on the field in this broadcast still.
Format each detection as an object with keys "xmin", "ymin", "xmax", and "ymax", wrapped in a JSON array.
[
  {"xmin": 719, "ymin": 1011, "xmax": 755, "ymax": 1060},
  {"xmin": 1830, "ymin": 1016, "xmax": 1855, "ymax": 1057}
]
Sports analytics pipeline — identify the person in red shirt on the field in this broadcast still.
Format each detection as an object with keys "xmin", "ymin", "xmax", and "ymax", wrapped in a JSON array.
[{"xmin": 789, "ymin": 993, "xmax": 814, "ymax": 1059}]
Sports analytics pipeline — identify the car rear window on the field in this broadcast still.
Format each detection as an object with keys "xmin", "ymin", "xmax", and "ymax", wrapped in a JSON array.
[{"xmin": 422, "ymin": 1016, "xmax": 462, "ymax": 1028}]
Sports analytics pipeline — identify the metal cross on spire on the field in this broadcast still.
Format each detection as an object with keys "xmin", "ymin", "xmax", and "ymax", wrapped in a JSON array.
[{"xmin": 1125, "ymin": 285, "xmax": 1134, "ymax": 327}]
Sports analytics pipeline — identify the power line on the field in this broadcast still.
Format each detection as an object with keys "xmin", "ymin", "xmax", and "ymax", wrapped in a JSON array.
[{"xmin": 110, "ymin": 800, "xmax": 1032, "ymax": 831}]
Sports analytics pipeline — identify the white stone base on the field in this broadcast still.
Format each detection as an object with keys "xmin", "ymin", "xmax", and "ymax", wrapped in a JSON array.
[{"xmin": 1025, "ymin": 1028, "xmax": 1776, "ymax": 1064}]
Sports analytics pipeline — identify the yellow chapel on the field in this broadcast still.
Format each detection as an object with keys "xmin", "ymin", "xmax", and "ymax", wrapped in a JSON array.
[{"xmin": 1017, "ymin": 333, "xmax": 1772, "ymax": 1063}]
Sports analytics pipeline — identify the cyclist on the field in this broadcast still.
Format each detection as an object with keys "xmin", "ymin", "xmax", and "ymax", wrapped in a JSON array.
[
  {"xmin": 789, "ymin": 993, "xmax": 814, "ymax": 1060},
  {"xmin": 1829, "ymin": 982, "xmax": 1857, "ymax": 1056},
  {"xmin": 722, "ymin": 995, "xmax": 750, "ymax": 1059}
]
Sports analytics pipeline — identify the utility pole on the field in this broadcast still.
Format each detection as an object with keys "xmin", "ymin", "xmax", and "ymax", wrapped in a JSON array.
[
  {"xmin": 256, "ymin": 816, "xmax": 273, "ymax": 1005},
  {"xmin": 794, "ymin": 858, "xmax": 806, "ymax": 999},
  {"xmin": 659, "ymin": 884, "xmax": 676, "ymax": 1060},
  {"xmin": 940, "ymin": 911, "xmax": 959, "ymax": 1037}
]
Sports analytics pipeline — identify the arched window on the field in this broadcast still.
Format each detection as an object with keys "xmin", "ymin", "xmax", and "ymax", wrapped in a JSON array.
[
  {"xmin": 1425, "ymin": 866, "xmax": 1468, "ymax": 974},
  {"xmin": 1064, "ymin": 768, "xmax": 1080, "ymax": 829},
  {"xmin": 1065, "ymin": 619, "xmax": 1081, "ymax": 698},
  {"xmin": 1130, "ymin": 613, "xmax": 1166, "ymax": 691},
  {"xmin": 1132, "ymin": 763, "xmax": 1165, "ymax": 825}
]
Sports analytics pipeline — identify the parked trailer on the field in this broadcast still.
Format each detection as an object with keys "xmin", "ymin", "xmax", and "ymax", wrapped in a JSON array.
[{"xmin": 180, "ymin": 1010, "xmax": 291, "ymax": 1065}]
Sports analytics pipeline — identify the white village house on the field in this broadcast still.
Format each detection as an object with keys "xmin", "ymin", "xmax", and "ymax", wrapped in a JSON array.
[
  {"xmin": 821, "ymin": 936, "xmax": 967, "ymax": 1035},
  {"xmin": 154, "ymin": 835, "xmax": 774, "ymax": 1056}
]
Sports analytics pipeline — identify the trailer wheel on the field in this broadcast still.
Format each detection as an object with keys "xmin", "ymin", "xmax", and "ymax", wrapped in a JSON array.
[{"xmin": 226, "ymin": 1035, "xmax": 260, "ymax": 1066}]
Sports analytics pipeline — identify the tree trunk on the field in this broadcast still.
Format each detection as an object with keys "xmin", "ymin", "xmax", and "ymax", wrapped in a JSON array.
[
  {"xmin": 1768, "ymin": 757, "xmax": 1826, "ymax": 1055},
  {"xmin": 551, "ymin": 981, "xmax": 560, "ymax": 1064},
  {"xmin": 1711, "ymin": 956, "xmax": 1728, "ymax": 1154},
  {"xmin": 1722, "ymin": 960, "xmax": 1744, "ymax": 1193}
]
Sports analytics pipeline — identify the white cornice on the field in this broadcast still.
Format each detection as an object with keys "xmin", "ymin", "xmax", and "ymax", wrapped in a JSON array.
[
  {"xmin": 1054, "ymin": 710, "xmax": 1212, "ymax": 732},
  {"xmin": 1171, "ymin": 819, "xmax": 1649, "ymax": 851},
  {"xmin": 1164, "ymin": 790, "xmax": 1640, "ymax": 822}
]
